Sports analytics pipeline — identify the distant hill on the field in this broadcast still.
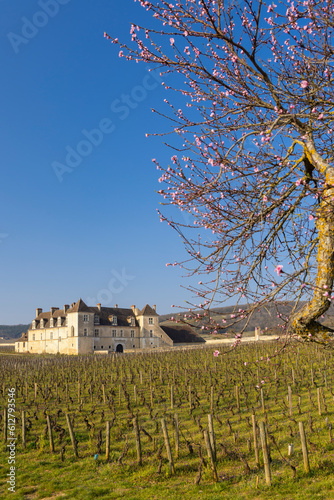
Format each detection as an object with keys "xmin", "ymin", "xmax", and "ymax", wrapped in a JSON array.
[
  {"xmin": 0, "ymin": 325, "xmax": 30, "ymax": 340},
  {"xmin": 159, "ymin": 302, "xmax": 334, "ymax": 334}
]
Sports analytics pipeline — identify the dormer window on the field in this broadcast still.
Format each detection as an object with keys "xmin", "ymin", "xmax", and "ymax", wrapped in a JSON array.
[
  {"xmin": 57, "ymin": 317, "xmax": 62, "ymax": 327},
  {"xmin": 94, "ymin": 314, "xmax": 100, "ymax": 325},
  {"xmin": 131, "ymin": 317, "xmax": 135, "ymax": 326},
  {"xmin": 149, "ymin": 318, "xmax": 153, "ymax": 325},
  {"xmin": 112, "ymin": 315, "xmax": 117, "ymax": 326},
  {"xmin": 40, "ymin": 319, "xmax": 44, "ymax": 328},
  {"xmin": 50, "ymin": 318, "xmax": 55, "ymax": 327},
  {"xmin": 32, "ymin": 320, "xmax": 36, "ymax": 330}
]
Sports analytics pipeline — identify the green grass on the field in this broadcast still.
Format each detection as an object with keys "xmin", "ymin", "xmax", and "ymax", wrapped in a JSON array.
[{"xmin": 1, "ymin": 342, "xmax": 334, "ymax": 499}]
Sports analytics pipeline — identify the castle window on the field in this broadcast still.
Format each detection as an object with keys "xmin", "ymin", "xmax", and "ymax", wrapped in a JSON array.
[
  {"xmin": 112, "ymin": 330, "xmax": 116, "ymax": 337},
  {"xmin": 112, "ymin": 315, "xmax": 117, "ymax": 325},
  {"xmin": 23, "ymin": 342, "xmax": 25, "ymax": 348},
  {"xmin": 94, "ymin": 329, "xmax": 99, "ymax": 337},
  {"xmin": 32, "ymin": 334, "xmax": 35, "ymax": 341},
  {"xmin": 130, "ymin": 330, "xmax": 135, "ymax": 338},
  {"xmin": 94, "ymin": 314, "xmax": 100, "ymax": 325},
  {"xmin": 131, "ymin": 317, "xmax": 135, "ymax": 326},
  {"xmin": 150, "ymin": 331, "xmax": 153, "ymax": 338},
  {"xmin": 149, "ymin": 318, "xmax": 153, "ymax": 325},
  {"xmin": 84, "ymin": 329, "xmax": 88, "ymax": 337},
  {"xmin": 83, "ymin": 314, "xmax": 89, "ymax": 322},
  {"xmin": 120, "ymin": 329, "xmax": 123, "ymax": 337},
  {"xmin": 40, "ymin": 333, "xmax": 43, "ymax": 340}
]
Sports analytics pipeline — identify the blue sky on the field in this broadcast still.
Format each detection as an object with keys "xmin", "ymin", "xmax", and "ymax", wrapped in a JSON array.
[{"xmin": 0, "ymin": 0, "xmax": 196, "ymax": 323}]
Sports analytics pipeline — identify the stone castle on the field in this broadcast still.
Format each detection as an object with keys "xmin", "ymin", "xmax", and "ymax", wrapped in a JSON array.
[{"xmin": 15, "ymin": 299, "xmax": 205, "ymax": 355}]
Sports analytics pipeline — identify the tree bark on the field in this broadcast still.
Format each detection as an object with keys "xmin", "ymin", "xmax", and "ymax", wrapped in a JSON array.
[{"xmin": 290, "ymin": 148, "xmax": 334, "ymax": 340}]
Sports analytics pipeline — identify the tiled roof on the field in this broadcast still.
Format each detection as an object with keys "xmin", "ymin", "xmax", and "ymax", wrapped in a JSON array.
[
  {"xmin": 68, "ymin": 299, "xmax": 91, "ymax": 313},
  {"xmin": 16, "ymin": 332, "xmax": 28, "ymax": 342},
  {"xmin": 139, "ymin": 304, "xmax": 158, "ymax": 316},
  {"xmin": 160, "ymin": 324, "xmax": 206, "ymax": 343},
  {"xmin": 90, "ymin": 307, "xmax": 138, "ymax": 327}
]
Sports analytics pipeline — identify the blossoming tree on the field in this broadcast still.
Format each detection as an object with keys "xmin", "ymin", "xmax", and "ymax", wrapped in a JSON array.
[{"xmin": 106, "ymin": 0, "xmax": 334, "ymax": 343}]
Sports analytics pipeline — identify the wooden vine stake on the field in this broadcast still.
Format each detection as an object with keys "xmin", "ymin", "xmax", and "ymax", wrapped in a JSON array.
[
  {"xmin": 21, "ymin": 410, "xmax": 26, "ymax": 449},
  {"xmin": 210, "ymin": 386, "xmax": 214, "ymax": 414},
  {"xmin": 46, "ymin": 414, "xmax": 55, "ymax": 452},
  {"xmin": 260, "ymin": 388, "xmax": 265, "ymax": 413},
  {"xmin": 317, "ymin": 388, "xmax": 322, "ymax": 416},
  {"xmin": 133, "ymin": 417, "xmax": 142, "ymax": 465},
  {"xmin": 161, "ymin": 418, "xmax": 175, "ymax": 474},
  {"xmin": 207, "ymin": 414, "xmax": 216, "ymax": 462},
  {"xmin": 259, "ymin": 421, "xmax": 271, "ymax": 486},
  {"xmin": 3, "ymin": 408, "xmax": 7, "ymax": 443},
  {"xmin": 252, "ymin": 414, "xmax": 260, "ymax": 467},
  {"xmin": 299, "ymin": 421, "xmax": 310, "ymax": 473},
  {"xmin": 235, "ymin": 385, "xmax": 240, "ymax": 412},
  {"xmin": 174, "ymin": 413, "xmax": 179, "ymax": 458},
  {"xmin": 204, "ymin": 430, "xmax": 218, "ymax": 482},
  {"xmin": 288, "ymin": 385, "xmax": 293, "ymax": 417},
  {"xmin": 105, "ymin": 421, "xmax": 110, "ymax": 461},
  {"xmin": 66, "ymin": 413, "xmax": 78, "ymax": 458}
]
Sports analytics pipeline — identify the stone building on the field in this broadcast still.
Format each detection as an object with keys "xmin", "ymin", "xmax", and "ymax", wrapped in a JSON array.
[{"xmin": 15, "ymin": 299, "xmax": 205, "ymax": 355}]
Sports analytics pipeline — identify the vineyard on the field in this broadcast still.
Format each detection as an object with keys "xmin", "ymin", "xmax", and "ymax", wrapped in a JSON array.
[{"xmin": 1, "ymin": 341, "xmax": 334, "ymax": 499}]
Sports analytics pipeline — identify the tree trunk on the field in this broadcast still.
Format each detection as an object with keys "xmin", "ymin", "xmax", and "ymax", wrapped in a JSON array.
[{"xmin": 290, "ymin": 148, "xmax": 334, "ymax": 340}]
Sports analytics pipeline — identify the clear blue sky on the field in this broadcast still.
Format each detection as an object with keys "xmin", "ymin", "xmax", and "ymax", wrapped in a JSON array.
[{"xmin": 0, "ymin": 0, "xmax": 196, "ymax": 324}]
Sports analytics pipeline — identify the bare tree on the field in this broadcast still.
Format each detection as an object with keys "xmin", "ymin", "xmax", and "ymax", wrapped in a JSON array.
[{"xmin": 106, "ymin": 0, "xmax": 334, "ymax": 343}]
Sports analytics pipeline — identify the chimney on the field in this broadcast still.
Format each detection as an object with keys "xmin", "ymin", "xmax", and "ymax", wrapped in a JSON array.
[
  {"xmin": 36, "ymin": 308, "xmax": 42, "ymax": 317},
  {"xmin": 51, "ymin": 307, "xmax": 59, "ymax": 315},
  {"xmin": 64, "ymin": 305, "xmax": 69, "ymax": 313},
  {"xmin": 115, "ymin": 304, "xmax": 118, "ymax": 308},
  {"xmin": 97, "ymin": 303, "xmax": 101, "ymax": 311},
  {"xmin": 131, "ymin": 305, "xmax": 135, "ymax": 311},
  {"xmin": 153, "ymin": 304, "xmax": 156, "ymax": 312}
]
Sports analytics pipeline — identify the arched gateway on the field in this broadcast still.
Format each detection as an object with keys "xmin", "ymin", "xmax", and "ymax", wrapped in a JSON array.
[{"xmin": 116, "ymin": 344, "xmax": 123, "ymax": 353}]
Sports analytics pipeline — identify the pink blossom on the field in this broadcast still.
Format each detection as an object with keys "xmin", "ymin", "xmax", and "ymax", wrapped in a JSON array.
[
  {"xmin": 309, "ymin": 214, "xmax": 314, "ymax": 220},
  {"xmin": 301, "ymin": 80, "xmax": 308, "ymax": 88},
  {"xmin": 318, "ymin": 113, "xmax": 324, "ymax": 120},
  {"xmin": 213, "ymin": 350, "xmax": 220, "ymax": 357},
  {"xmin": 274, "ymin": 265, "xmax": 283, "ymax": 276},
  {"xmin": 170, "ymin": 38, "xmax": 175, "ymax": 46},
  {"xmin": 263, "ymin": 195, "xmax": 268, "ymax": 202}
]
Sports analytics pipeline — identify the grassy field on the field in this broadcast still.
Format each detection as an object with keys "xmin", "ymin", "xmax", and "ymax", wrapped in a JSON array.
[{"xmin": 1, "ymin": 341, "xmax": 334, "ymax": 499}]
